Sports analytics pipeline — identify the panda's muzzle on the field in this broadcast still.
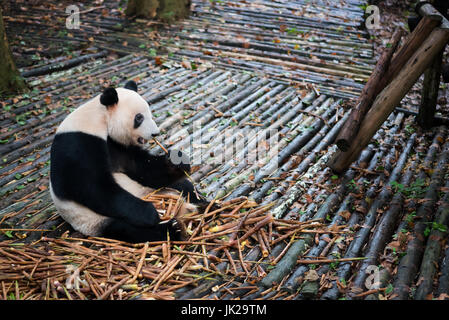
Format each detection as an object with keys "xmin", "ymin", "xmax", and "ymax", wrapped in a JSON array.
[
  {"xmin": 137, "ymin": 137, "xmax": 147, "ymax": 144},
  {"xmin": 137, "ymin": 132, "xmax": 158, "ymax": 145}
]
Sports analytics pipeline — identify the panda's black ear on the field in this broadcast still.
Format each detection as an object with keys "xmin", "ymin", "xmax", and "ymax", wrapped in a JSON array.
[
  {"xmin": 124, "ymin": 80, "xmax": 138, "ymax": 92},
  {"xmin": 100, "ymin": 87, "xmax": 119, "ymax": 107}
]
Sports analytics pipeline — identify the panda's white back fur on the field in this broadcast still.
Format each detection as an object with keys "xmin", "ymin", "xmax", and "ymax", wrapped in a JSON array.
[{"xmin": 56, "ymin": 95, "xmax": 108, "ymax": 139}]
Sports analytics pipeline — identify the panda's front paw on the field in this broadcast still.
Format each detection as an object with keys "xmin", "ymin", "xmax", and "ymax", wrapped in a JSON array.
[
  {"xmin": 160, "ymin": 218, "xmax": 187, "ymax": 241},
  {"xmin": 133, "ymin": 204, "xmax": 161, "ymax": 227},
  {"xmin": 165, "ymin": 149, "xmax": 191, "ymax": 176}
]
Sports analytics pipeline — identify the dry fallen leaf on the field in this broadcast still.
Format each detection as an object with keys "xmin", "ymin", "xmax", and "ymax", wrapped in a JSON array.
[
  {"xmin": 339, "ymin": 210, "xmax": 351, "ymax": 221},
  {"xmin": 304, "ymin": 270, "xmax": 319, "ymax": 282},
  {"xmin": 181, "ymin": 60, "xmax": 192, "ymax": 69},
  {"xmin": 155, "ymin": 56, "xmax": 163, "ymax": 66}
]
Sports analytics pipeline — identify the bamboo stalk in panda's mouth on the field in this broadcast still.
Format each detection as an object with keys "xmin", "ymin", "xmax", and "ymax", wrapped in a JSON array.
[{"xmin": 153, "ymin": 137, "xmax": 169, "ymax": 154}]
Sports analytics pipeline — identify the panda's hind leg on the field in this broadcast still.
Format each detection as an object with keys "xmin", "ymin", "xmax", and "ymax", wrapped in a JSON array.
[{"xmin": 101, "ymin": 217, "xmax": 183, "ymax": 243}]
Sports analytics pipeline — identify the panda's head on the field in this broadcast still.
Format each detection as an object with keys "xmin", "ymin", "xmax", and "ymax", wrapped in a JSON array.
[{"xmin": 100, "ymin": 81, "xmax": 160, "ymax": 146}]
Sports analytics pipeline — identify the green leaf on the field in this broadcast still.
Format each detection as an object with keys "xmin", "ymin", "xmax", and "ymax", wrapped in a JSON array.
[
  {"xmin": 148, "ymin": 48, "xmax": 157, "ymax": 57},
  {"xmin": 4, "ymin": 230, "xmax": 13, "ymax": 238}
]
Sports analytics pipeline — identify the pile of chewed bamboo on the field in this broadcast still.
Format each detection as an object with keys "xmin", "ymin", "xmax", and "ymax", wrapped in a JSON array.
[{"xmin": 0, "ymin": 191, "xmax": 339, "ymax": 300}]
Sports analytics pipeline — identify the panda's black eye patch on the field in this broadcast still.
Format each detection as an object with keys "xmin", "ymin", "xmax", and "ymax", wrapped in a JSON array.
[{"xmin": 134, "ymin": 113, "xmax": 144, "ymax": 128}]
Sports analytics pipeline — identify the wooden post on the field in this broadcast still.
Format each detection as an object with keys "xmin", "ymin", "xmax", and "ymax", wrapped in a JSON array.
[
  {"xmin": 417, "ymin": 2, "xmax": 448, "ymax": 128},
  {"xmin": 417, "ymin": 50, "xmax": 443, "ymax": 128},
  {"xmin": 443, "ymin": 63, "xmax": 449, "ymax": 83},
  {"xmin": 328, "ymin": 25, "xmax": 449, "ymax": 173},
  {"xmin": 335, "ymin": 29, "xmax": 403, "ymax": 151}
]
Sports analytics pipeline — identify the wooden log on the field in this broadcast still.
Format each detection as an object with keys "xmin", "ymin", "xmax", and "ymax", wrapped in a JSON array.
[
  {"xmin": 437, "ymin": 246, "xmax": 449, "ymax": 298},
  {"xmin": 345, "ymin": 132, "xmax": 421, "ymax": 297},
  {"xmin": 415, "ymin": 179, "xmax": 449, "ymax": 300},
  {"xmin": 335, "ymin": 4, "xmax": 444, "ymax": 149},
  {"xmin": 328, "ymin": 25, "xmax": 449, "ymax": 173},
  {"xmin": 418, "ymin": 2, "xmax": 449, "ymax": 27},
  {"xmin": 21, "ymin": 50, "xmax": 108, "ymax": 78},
  {"xmin": 335, "ymin": 28, "xmax": 403, "ymax": 151},
  {"xmin": 383, "ymin": 15, "xmax": 442, "ymax": 87},
  {"xmin": 336, "ymin": 9, "xmax": 442, "ymax": 152},
  {"xmin": 393, "ymin": 142, "xmax": 449, "ymax": 300},
  {"xmin": 258, "ymin": 235, "xmax": 313, "ymax": 288}
]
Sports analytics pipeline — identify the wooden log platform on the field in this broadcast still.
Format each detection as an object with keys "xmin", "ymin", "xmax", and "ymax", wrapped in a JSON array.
[{"xmin": 0, "ymin": 0, "xmax": 449, "ymax": 301}]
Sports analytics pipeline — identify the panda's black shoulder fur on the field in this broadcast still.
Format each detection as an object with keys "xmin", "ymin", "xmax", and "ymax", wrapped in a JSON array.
[{"xmin": 124, "ymin": 80, "xmax": 138, "ymax": 92}]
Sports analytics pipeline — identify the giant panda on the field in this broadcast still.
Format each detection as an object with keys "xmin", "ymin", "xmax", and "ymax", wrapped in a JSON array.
[{"xmin": 49, "ymin": 80, "xmax": 204, "ymax": 243}]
